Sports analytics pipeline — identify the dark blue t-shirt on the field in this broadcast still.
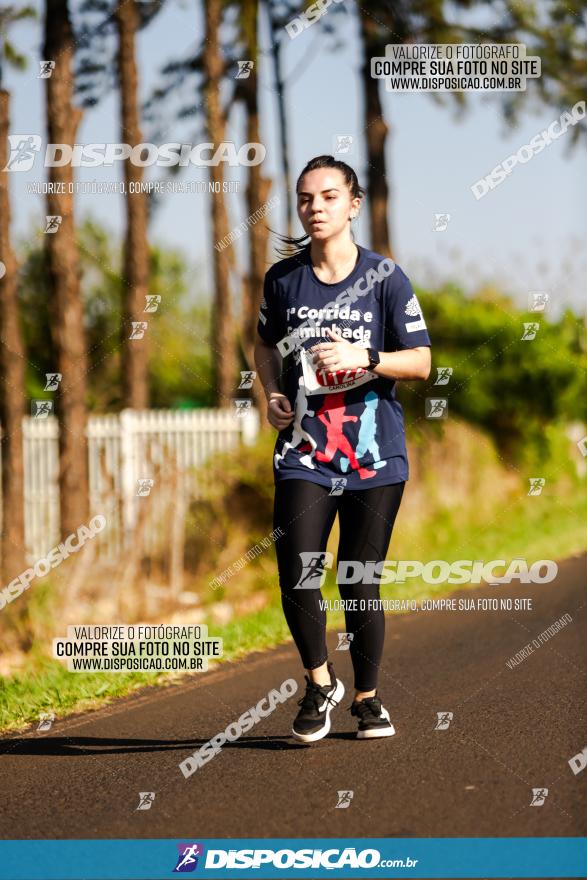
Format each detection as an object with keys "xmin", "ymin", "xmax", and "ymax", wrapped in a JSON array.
[{"xmin": 257, "ymin": 243, "xmax": 431, "ymax": 490}]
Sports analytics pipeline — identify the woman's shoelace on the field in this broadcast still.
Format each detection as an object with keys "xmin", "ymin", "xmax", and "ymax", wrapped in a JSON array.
[
  {"xmin": 297, "ymin": 676, "xmax": 333, "ymax": 712},
  {"xmin": 296, "ymin": 677, "xmax": 383, "ymax": 717},
  {"xmin": 348, "ymin": 697, "xmax": 381, "ymax": 718}
]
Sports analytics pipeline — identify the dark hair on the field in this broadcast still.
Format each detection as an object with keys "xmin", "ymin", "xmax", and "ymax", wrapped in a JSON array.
[{"xmin": 268, "ymin": 155, "xmax": 365, "ymax": 259}]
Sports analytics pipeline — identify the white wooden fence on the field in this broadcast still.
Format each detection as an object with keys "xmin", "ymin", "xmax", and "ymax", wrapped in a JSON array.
[{"xmin": 0, "ymin": 407, "xmax": 260, "ymax": 564}]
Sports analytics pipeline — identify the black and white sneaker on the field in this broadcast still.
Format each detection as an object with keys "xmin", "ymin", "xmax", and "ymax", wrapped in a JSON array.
[
  {"xmin": 349, "ymin": 693, "xmax": 395, "ymax": 739},
  {"xmin": 292, "ymin": 662, "xmax": 345, "ymax": 743}
]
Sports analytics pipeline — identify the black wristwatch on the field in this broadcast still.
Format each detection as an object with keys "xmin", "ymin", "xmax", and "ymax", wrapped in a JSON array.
[{"xmin": 366, "ymin": 348, "xmax": 381, "ymax": 372}]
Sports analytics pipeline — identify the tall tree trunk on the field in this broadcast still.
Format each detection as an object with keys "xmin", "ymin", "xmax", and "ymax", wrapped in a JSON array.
[
  {"xmin": 358, "ymin": 9, "xmax": 393, "ymax": 259},
  {"xmin": 202, "ymin": 0, "xmax": 236, "ymax": 407},
  {"xmin": 0, "ymin": 89, "xmax": 26, "ymax": 588},
  {"xmin": 240, "ymin": 0, "xmax": 272, "ymax": 412},
  {"xmin": 116, "ymin": 0, "xmax": 150, "ymax": 410},
  {"xmin": 43, "ymin": 0, "xmax": 89, "ymax": 537},
  {"xmin": 266, "ymin": 4, "xmax": 292, "ymax": 238}
]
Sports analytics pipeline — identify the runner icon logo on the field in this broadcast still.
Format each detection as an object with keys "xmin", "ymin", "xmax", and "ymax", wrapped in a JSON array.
[
  {"xmin": 434, "ymin": 367, "xmax": 452, "ymax": 385},
  {"xmin": 293, "ymin": 551, "xmax": 334, "ymax": 589},
  {"xmin": 336, "ymin": 790, "xmax": 354, "ymax": 808},
  {"xmin": 44, "ymin": 372, "xmax": 62, "ymax": 391},
  {"xmin": 530, "ymin": 788, "xmax": 548, "ymax": 806},
  {"xmin": 136, "ymin": 792, "xmax": 155, "ymax": 811},
  {"xmin": 434, "ymin": 711, "xmax": 453, "ymax": 730},
  {"xmin": 336, "ymin": 632, "xmax": 354, "ymax": 651},
  {"xmin": 173, "ymin": 843, "xmax": 204, "ymax": 873}
]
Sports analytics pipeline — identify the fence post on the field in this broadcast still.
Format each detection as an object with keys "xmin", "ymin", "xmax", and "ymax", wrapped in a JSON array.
[
  {"xmin": 241, "ymin": 407, "xmax": 260, "ymax": 446},
  {"xmin": 119, "ymin": 409, "xmax": 137, "ymax": 548}
]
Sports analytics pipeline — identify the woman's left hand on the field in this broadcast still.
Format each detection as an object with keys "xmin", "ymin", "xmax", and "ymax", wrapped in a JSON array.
[{"xmin": 309, "ymin": 328, "xmax": 369, "ymax": 372}]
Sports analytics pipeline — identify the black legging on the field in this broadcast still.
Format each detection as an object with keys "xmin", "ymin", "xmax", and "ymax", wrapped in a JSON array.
[{"xmin": 273, "ymin": 479, "xmax": 405, "ymax": 691}]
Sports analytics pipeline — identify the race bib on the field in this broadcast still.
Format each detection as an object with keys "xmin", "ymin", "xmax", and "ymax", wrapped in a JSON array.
[{"xmin": 300, "ymin": 347, "xmax": 375, "ymax": 395}]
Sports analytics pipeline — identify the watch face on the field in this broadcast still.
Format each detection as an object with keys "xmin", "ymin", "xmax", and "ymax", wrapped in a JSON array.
[{"xmin": 369, "ymin": 349, "xmax": 380, "ymax": 367}]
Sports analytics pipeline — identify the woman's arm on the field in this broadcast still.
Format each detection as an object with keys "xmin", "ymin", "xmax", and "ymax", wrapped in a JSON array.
[
  {"xmin": 254, "ymin": 334, "xmax": 295, "ymax": 431},
  {"xmin": 310, "ymin": 329, "xmax": 431, "ymax": 382},
  {"xmin": 254, "ymin": 334, "xmax": 283, "ymax": 401},
  {"xmin": 361, "ymin": 346, "xmax": 431, "ymax": 382}
]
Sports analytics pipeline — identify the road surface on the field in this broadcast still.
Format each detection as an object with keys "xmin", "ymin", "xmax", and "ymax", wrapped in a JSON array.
[{"xmin": 1, "ymin": 553, "xmax": 585, "ymax": 856}]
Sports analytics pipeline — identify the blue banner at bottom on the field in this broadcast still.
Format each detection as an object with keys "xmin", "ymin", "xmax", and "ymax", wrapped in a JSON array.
[{"xmin": 0, "ymin": 838, "xmax": 585, "ymax": 879}]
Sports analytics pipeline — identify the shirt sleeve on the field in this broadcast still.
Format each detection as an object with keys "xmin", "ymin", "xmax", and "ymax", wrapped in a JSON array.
[
  {"xmin": 383, "ymin": 266, "xmax": 431, "ymax": 351},
  {"xmin": 257, "ymin": 271, "xmax": 286, "ymax": 345}
]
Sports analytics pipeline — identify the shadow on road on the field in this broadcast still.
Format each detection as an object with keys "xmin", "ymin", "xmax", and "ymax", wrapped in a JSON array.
[{"xmin": 0, "ymin": 732, "xmax": 358, "ymax": 756}]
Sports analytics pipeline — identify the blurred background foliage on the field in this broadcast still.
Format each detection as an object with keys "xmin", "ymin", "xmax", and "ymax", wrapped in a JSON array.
[{"xmin": 16, "ymin": 218, "xmax": 587, "ymax": 466}]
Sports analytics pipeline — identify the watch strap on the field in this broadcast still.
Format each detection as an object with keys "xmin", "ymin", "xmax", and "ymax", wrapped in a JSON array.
[{"xmin": 367, "ymin": 348, "xmax": 380, "ymax": 370}]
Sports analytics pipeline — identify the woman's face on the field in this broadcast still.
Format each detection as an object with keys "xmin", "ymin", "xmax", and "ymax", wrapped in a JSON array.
[{"xmin": 296, "ymin": 168, "xmax": 360, "ymax": 241}]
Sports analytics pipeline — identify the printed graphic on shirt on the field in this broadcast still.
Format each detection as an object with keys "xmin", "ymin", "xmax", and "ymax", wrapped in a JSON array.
[
  {"xmin": 287, "ymin": 298, "xmax": 378, "ymax": 395},
  {"xmin": 275, "ymin": 387, "xmax": 389, "ymax": 481},
  {"xmin": 274, "ymin": 375, "xmax": 317, "ymax": 471},
  {"xmin": 404, "ymin": 293, "xmax": 427, "ymax": 334},
  {"xmin": 257, "ymin": 244, "xmax": 431, "ymax": 489}
]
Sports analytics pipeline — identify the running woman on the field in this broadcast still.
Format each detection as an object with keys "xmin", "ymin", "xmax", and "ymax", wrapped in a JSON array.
[{"xmin": 254, "ymin": 155, "xmax": 432, "ymax": 743}]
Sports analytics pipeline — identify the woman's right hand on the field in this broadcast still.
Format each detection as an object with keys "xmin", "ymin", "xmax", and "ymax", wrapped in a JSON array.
[{"xmin": 267, "ymin": 393, "xmax": 295, "ymax": 431}]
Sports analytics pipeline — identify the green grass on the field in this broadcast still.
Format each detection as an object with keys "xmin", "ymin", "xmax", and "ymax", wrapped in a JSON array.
[
  {"xmin": 1, "ymin": 481, "xmax": 585, "ymax": 734},
  {"xmin": 0, "ymin": 606, "xmax": 293, "ymax": 734}
]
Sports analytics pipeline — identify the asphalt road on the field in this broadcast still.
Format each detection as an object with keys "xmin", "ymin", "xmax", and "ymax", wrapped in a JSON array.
[{"xmin": 1, "ymin": 552, "xmax": 585, "ymax": 854}]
